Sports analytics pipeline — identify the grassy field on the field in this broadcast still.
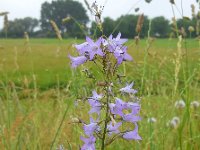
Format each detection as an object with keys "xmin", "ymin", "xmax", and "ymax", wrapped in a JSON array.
[{"xmin": 0, "ymin": 38, "xmax": 200, "ymax": 149}]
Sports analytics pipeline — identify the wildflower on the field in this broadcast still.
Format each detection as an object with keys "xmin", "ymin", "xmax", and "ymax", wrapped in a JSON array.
[
  {"xmin": 88, "ymin": 99, "xmax": 101, "ymax": 115},
  {"xmin": 190, "ymin": 101, "xmax": 200, "ymax": 109},
  {"xmin": 109, "ymin": 98, "xmax": 126, "ymax": 116},
  {"xmin": 69, "ymin": 55, "xmax": 87, "ymax": 68},
  {"xmin": 123, "ymin": 114, "xmax": 141, "ymax": 123},
  {"xmin": 83, "ymin": 122, "xmax": 99, "ymax": 136},
  {"xmin": 120, "ymin": 82, "xmax": 137, "ymax": 94},
  {"xmin": 167, "ymin": 116, "xmax": 180, "ymax": 129},
  {"xmin": 80, "ymin": 136, "xmax": 96, "ymax": 150},
  {"xmin": 75, "ymin": 42, "xmax": 88, "ymax": 55},
  {"xmin": 147, "ymin": 117, "xmax": 157, "ymax": 123},
  {"xmin": 107, "ymin": 122, "xmax": 122, "ymax": 136},
  {"xmin": 105, "ymin": 33, "xmax": 128, "ymax": 52},
  {"xmin": 126, "ymin": 102, "xmax": 140, "ymax": 114},
  {"xmin": 123, "ymin": 123, "xmax": 142, "ymax": 140},
  {"xmin": 89, "ymin": 90, "xmax": 103, "ymax": 100},
  {"xmin": 113, "ymin": 46, "xmax": 133, "ymax": 65},
  {"xmin": 175, "ymin": 100, "xmax": 185, "ymax": 109}
]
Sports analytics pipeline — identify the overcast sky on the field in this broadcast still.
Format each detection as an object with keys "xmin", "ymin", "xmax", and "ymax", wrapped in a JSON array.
[{"xmin": 0, "ymin": 0, "xmax": 198, "ymax": 29}]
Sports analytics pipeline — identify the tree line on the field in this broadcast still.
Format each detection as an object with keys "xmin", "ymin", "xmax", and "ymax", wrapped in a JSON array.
[{"xmin": 0, "ymin": 0, "xmax": 198, "ymax": 39}]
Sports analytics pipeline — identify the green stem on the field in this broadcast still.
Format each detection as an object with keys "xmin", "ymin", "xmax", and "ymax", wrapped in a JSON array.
[
  {"xmin": 50, "ymin": 104, "xmax": 70, "ymax": 150},
  {"xmin": 101, "ymin": 86, "xmax": 109, "ymax": 150}
]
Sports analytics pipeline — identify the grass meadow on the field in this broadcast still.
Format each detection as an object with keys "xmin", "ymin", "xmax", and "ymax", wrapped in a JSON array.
[{"xmin": 0, "ymin": 38, "xmax": 200, "ymax": 149}]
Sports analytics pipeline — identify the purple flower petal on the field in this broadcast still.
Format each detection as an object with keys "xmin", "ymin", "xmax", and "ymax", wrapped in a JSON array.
[
  {"xmin": 80, "ymin": 136, "xmax": 96, "ymax": 150},
  {"xmin": 69, "ymin": 55, "xmax": 87, "ymax": 68},
  {"xmin": 123, "ymin": 123, "xmax": 142, "ymax": 140}
]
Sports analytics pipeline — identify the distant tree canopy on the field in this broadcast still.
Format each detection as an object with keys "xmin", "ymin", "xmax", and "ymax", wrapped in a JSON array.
[
  {"xmin": 40, "ymin": 0, "xmax": 89, "ymax": 38},
  {"xmin": 91, "ymin": 15, "xmax": 149, "ymax": 38},
  {"xmin": 0, "ymin": 0, "xmax": 198, "ymax": 39},
  {"xmin": 0, "ymin": 17, "xmax": 39, "ymax": 38},
  {"xmin": 151, "ymin": 16, "xmax": 170, "ymax": 38}
]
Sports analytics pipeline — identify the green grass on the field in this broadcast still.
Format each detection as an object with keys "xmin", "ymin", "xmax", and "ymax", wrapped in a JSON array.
[{"xmin": 0, "ymin": 38, "xmax": 200, "ymax": 149}]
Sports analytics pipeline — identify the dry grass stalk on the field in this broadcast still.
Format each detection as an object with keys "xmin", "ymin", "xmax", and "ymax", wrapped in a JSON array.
[
  {"xmin": 196, "ymin": 11, "xmax": 200, "ymax": 35},
  {"xmin": 136, "ymin": 14, "xmax": 144, "ymax": 34},
  {"xmin": 174, "ymin": 35, "xmax": 183, "ymax": 94},
  {"xmin": 24, "ymin": 32, "xmax": 31, "ymax": 53},
  {"xmin": 32, "ymin": 74, "xmax": 37, "ymax": 99},
  {"xmin": 83, "ymin": 0, "xmax": 93, "ymax": 14},
  {"xmin": 14, "ymin": 47, "xmax": 19, "ymax": 71},
  {"xmin": 0, "ymin": 12, "xmax": 9, "ymax": 16},
  {"xmin": 3, "ymin": 14, "xmax": 8, "ymax": 38},
  {"xmin": 170, "ymin": 0, "xmax": 175, "ymax": 4},
  {"xmin": 191, "ymin": 4, "xmax": 196, "ymax": 18},
  {"xmin": 50, "ymin": 20, "xmax": 62, "ymax": 40},
  {"xmin": 56, "ymin": 46, "xmax": 60, "ymax": 57},
  {"xmin": 62, "ymin": 17, "xmax": 71, "ymax": 24},
  {"xmin": 180, "ymin": 27, "xmax": 186, "ymax": 37}
]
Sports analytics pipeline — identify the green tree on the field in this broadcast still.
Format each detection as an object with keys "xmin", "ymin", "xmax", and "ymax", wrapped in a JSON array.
[
  {"xmin": 151, "ymin": 16, "xmax": 170, "ymax": 38},
  {"xmin": 114, "ymin": 15, "xmax": 149, "ymax": 38},
  {"xmin": 40, "ymin": 0, "xmax": 89, "ymax": 38},
  {"xmin": 0, "ymin": 17, "xmax": 39, "ymax": 38}
]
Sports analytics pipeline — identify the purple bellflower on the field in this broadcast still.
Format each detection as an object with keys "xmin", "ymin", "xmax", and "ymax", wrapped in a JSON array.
[
  {"xmin": 90, "ymin": 90, "xmax": 103, "ymax": 100},
  {"xmin": 120, "ymin": 82, "xmax": 137, "ymax": 94},
  {"xmin": 107, "ymin": 122, "xmax": 122, "ymax": 136},
  {"xmin": 83, "ymin": 122, "xmax": 99, "ymax": 136},
  {"xmin": 109, "ymin": 98, "xmax": 126, "ymax": 116},
  {"xmin": 105, "ymin": 32, "xmax": 128, "ymax": 52},
  {"xmin": 113, "ymin": 46, "xmax": 133, "ymax": 65},
  {"xmin": 123, "ymin": 114, "xmax": 141, "ymax": 123},
  {"xmin": 68, "ymin": 55, "xmax": 88, "ymax": 68},
  {"xmin": 123, "ymin": 123, "xmax": 142, "ymax": 140},
  {"xmin": 126, "ymin": 102, "xmax": 141, "ymax": 115},
  {"xmin": 88, "ymin": 99, "xmax": 101, "ymax": 115},
  {"xmin": 80, "ymin": 136, "xmax": 96, "ymax": 150},
  {"xmin": 75, "ymin": 37, "xmax": 104, "ymax": 60},
  {"xmin": 88, "ymin": 90, "xmax": 103, "ymax": 115},
  {"xmin": 86, "ymin": 37, "xmax": 104, "ymax": 60}
]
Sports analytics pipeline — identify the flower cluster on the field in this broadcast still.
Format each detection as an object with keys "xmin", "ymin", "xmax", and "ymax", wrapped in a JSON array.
[
  {"xmin": 80, "ymin": 83, "xmax": 141, "ymax": 150},
  {"xmin": 69, "ymin": 32, "xmax": 141, "ymax": 150},
  {"xmin": 69, "ymin": 32, "xmax": 132, "ymax": 68}
]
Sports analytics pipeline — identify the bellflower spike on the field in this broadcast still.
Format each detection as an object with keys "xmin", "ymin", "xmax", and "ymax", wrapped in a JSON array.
[
  {"xmin": 80, "ymin": 136, "xmax": 96, "ymax": 150},
  {"xmin": 107, "ymin": 122, "xmax": 122, "ymax": 136},
  {"xmin": 120, "ymin": 82, "xmax": 137, "ymax": 94},
  {"xmin": 69, "ymin": 55, "xmax": 87, "ymax": 68},
  {"xmin": 123, "ymin": 123, "xmax": 142, "ymax": 140}
]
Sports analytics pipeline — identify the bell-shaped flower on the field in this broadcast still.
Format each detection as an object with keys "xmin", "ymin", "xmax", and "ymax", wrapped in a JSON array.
[
  {"xmin": 86, "ymin": 36, "xmax": 104, "ymax": 60},
  {"xmin": 83, "ymin": 122, "xmax": 99, "ymax": 136},
  {"xmin": 80, "ymin": 136, "xmax": 96, "ymax": 150},
  {"xmin": 123, "ymin": 123, "xmax": 142, "ymax": 140},
  {"xmin": 113, "ymin": 46, "xmax": 132, "ymax": 65},
  {"xmin": 69, "ymin": 55, "xmax": 87, "ymax": 68},
  {"xmin": 107, "ymin": 122, "xmax": 122, "ymax": 136},
  {"xmin": 120, "ymin": 82, "xmax": 137, "ymax": 94}
]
